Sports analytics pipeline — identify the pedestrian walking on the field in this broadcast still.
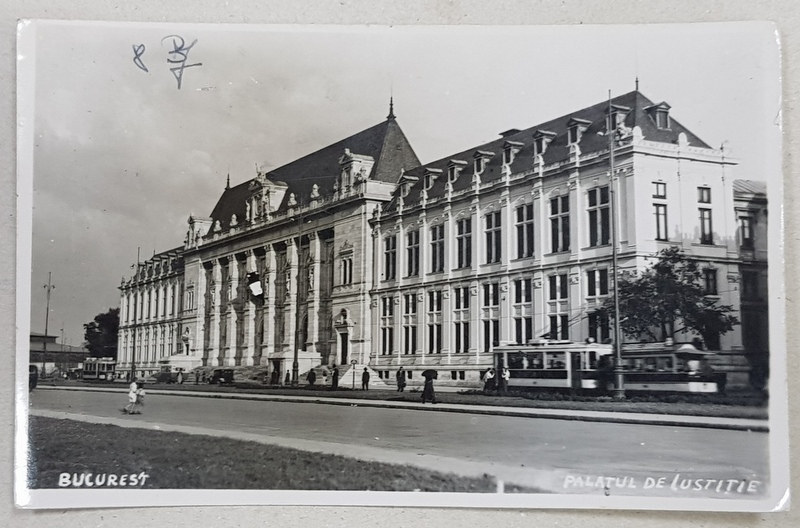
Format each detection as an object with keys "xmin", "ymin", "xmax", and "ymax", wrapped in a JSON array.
[
  {"xmin": 483, "ymin": 368, "xmax": 496, "ymax": 393},
  {"xmin": 331, "ymin": 365, "xmax": 339, "ymax": 390},
  {"xmin": 361, "ymin": 367, "xmax": 370, "ymax": 390},
  {"xmin": 123, "ymin": 380, "xmax": 138, "ymax": 414},
  {"xmin": 284, "ymin": 370, "xmax": 291, "ymax": 386},
  {"xmin": 396, "ymin": 366, "xmax": 406, "ymax": 392},
  {"xmin": 421, "ymin": 369, "xmax": 437, "ymax": 404},
  {"xmin": 307, "ymin": 369, "xmax": 317, "ymax": 387},
  {"xmin": 500, "ymin": 366, "xmax": 510, "ymax": 395}
]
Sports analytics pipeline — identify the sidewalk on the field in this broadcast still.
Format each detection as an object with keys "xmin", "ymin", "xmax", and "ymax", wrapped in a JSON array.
[{"xmin": 36, "ymin": 384, "xmax": 769, "ymax": 432}]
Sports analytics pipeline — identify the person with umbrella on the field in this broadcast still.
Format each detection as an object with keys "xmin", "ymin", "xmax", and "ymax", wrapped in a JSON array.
[{"xmin": 421, "ymin": 369, "xmax": 437, "ymax": 404}]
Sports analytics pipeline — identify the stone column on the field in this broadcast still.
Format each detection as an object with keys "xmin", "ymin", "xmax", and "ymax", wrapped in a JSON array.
[
  {"xmin": 195, "ymin": 266, "xmax": 207, "ymax": 361},
  {"xmin": 284, "ymin": 238, "xmax": 299, "ymax": 383},
  {"xmin": 261, "ymin": 245, "xmax": 277, "ymax": 366},
  {"xmin": 227, "ymin": 255, "xmax": 240, "ymax": 366},
  {"xmin": 501, "ymin": 193, "xmax": 512, "ymax": 267},
  {"xmin": 306, "ymin": 232, "xmax": 321, "ymax": 354},
  {"xmin": 243, "ymin": 250, "xmax": 257, "ymax": 366},
  {"xmin": 469, "ymin": 281, "xmax": 479, "ymax": 358},
  {"xmin": 441, "ymin": 286, "xmax": 451, "ymax": 356},
  {"xmin": 209, "ymin": 260, "xmax": 222, "ymax": 366}
]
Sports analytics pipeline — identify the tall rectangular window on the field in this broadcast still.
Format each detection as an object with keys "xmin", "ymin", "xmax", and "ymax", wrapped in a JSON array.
[
  {"xmin": 482, "ymin": 282, "xmax": 500, "ymax": 353},
  {"xmin": 406, "ymin": 229, "xmax": 420, "ymax": 276},
  {"xmin": 403, "ymin": 293, "xmax": 417, "ymax": 315},
  {"xmin": 380, "ymin": 296, "xmax": 395, "ymax": 355},
  {"xmin": 453, "ymin": 322, "xmax": 469, "ymax": 353},
  {"xmin": 513, "ymin": 278, "xmax": 533, "ymax": 345},
  {"xmin": 483, "ymin": 319, "xmax": 500, "ymax": 353},
  {"xmin": 700, "ymin": 209, "xmax": 713, "ymax": 245},
  {"xmin": 549, "ymin": 273, "xmax": 569, "ymax": 300},
  {"xmin": 516, "ymin": 204, "xmax": 535, "ymax": 259},
  {"xmin": 485, "ymin": 212, "xmax": 502, "ymax": 264},
  {"xmin": 654, "ymin": 204, "xmax": 668, "ymax": 241},
  {"xmin": 430, "ymin": 225, "xmax": 444, "ymax": 273},
  {"xmin": 453, "ymin": 286, "xmax": 470, "ymax": 354},
  {"xmin": 427, "ymin": 291, "xmax": 442, "ymax": 355},
  {"xmin": 456, "ymin": 218, "xmax": 472, "ymax": 269},
  {"xmin": 548, "ymin": 314, "xmax": 570, "ymax": 340},
  {"xmin": 588, "ymin": 186, "xmax": 610, "ymax": 247},
  {"xmin": 453, "ymin": 286, "xmax": 470, "ymax": 310},
  {"xmin": 588, "ymin": 312, "xmax": 610, "ymax": 343},
  {"xmin": 739, "ymin": 216, "xmax": 754, "ymax": 249},
  {"xmin": 341, "ymin": 257, "xmax": 353, "ymax": 285},
  {"xmin": 483, "ymin": 283, "xmax": 499, "ymax": 307},
  {"xmin": 384, "ymin": 235, "xmax": 397, "ymax": 280},
  {"xmin": 403, "ymin": 326, "xmax": 417, "ymax": 355},
  {"xmin": 703, "ymin": 269, "xmax": 718, "ymax": 295},
  {"xmin": 587, "ymin": 269, "xmax": 609, "ymax": 297},
  {"xmin": 550, "ymin": 196, "xmax": 570, "ymax": 253},
  {"xmin": 698, "ymin": 187, "xmax": 711, "ymax": 203}
]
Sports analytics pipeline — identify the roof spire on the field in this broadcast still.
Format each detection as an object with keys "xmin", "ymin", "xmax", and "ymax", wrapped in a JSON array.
[
  {"xmin": 226, "ymin": 173, "xmax": 230, "ymax": 190},
  {"xmin": 387, "ymin": 96, "xmax": 395, "ymax": 120},
  {"xmin": 635, "ymin": 76, "xmax": 639, "ymax": 92}
]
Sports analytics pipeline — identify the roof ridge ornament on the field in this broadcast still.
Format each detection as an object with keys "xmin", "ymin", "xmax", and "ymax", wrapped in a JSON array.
[{"xmin": 387, "ymin": 96, "xmax": 395, "ymax": 120}]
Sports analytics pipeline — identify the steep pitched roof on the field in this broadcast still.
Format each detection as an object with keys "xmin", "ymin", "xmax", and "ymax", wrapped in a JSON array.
[
  {"xmin": 387, "ymin": 91, "xmax": 713, "ymax": 213},
  {"xmin": 209, "ymin": 119, "xmax": 420, "ymax": 229}
]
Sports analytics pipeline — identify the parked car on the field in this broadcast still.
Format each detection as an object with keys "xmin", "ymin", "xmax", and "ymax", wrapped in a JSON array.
[{"xmin": 209, "ymin": 369, "xmax": 235, "ymax": 385}]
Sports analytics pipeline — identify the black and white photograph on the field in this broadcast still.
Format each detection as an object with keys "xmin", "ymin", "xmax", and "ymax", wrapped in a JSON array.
[{"xmin": 15, "ymin": 20, "xmax": 788, "ymax": 511}]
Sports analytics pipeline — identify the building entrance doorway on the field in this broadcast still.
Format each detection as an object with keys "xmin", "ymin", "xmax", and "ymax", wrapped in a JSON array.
[{"xmin": 340, "ymin": 332, "xmax": 349, "ymax": 365}]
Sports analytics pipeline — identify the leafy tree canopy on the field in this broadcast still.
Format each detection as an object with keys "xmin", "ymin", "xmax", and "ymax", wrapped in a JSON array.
[
  {"xmin": 595, "ymin": 247, "xmax": 739, "ymax": 348},
  {"xmin": 84, "ymin": 308, "xmax": 119, "ymax": 358}
]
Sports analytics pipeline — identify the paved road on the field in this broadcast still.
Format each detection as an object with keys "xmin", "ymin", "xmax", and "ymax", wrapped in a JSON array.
[{"xmin": 29, "ymin": 389, "xmax": 770, "ymax": 498}]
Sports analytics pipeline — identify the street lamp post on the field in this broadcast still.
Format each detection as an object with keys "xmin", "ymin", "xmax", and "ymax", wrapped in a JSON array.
[
  {"xmin": 608, "ymin": 91, "xmax": 626, "ymax": 400},
  {"xmin": 42, "ymin": 272, "xmax": 55, "ymax": 378}
]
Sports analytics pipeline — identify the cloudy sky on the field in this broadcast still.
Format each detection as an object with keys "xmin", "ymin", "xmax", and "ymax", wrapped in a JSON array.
[{"xmin": 20, "ymin": 21, "xmax": 780, "ymax": 346}]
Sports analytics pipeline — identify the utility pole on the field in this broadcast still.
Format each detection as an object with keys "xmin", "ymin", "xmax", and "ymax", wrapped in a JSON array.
[
  {"xmin": 42, "ymin": 273, "xmax": 55, "ymax": 378},
  {"xmin": 608, "ymin": 91, "xmax": 626, "ymax": 400}
]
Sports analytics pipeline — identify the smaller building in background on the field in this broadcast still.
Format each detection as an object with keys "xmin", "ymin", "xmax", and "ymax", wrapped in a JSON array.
[{"xmin": 29, "ymin": 332, "xmax": 89, "ymax": 379}]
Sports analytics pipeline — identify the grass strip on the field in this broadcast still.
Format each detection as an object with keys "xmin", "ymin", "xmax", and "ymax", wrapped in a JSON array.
[
  {"xmin": 70, "ymin": 380, "xmax": 768, "ymax": 419},
  {"xmin": 28, "ymin": 416, "xmax": 525, "ymax": 492}
]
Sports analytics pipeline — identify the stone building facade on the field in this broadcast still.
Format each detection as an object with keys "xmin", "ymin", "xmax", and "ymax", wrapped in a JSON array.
[
  {"xmin": 117, "ymin": 91, "xmax": 768, "ymax": 388},
  {"xmin": 369, "ymin": 91, "xmax": 759, "ymax": 388}
]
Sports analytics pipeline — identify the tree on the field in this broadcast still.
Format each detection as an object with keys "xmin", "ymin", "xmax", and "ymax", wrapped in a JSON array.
[
  {"xmin": 594, "ymin": 247, "xmax": 739, "ymax": 348},
  {"xmin": 84, "ymin": 308, "xmax": 120, "ymax": 358}
]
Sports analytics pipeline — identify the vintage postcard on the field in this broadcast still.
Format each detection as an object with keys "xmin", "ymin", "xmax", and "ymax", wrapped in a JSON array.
[{"xmin": 15, "ymin": 21, "xmax": 788, "ymax": 511}]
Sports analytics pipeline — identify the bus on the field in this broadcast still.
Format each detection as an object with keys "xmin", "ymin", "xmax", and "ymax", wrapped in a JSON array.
[{"xmin": 83, "ymin": 357, "xmax": 117, "ymax": 381}]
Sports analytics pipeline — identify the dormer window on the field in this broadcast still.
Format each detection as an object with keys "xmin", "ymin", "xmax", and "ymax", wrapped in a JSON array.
[
  {"xmin": 473, "ymin": 151, "xmax": 493, "ymax": 174},
  {"xmin": 656, "ymin": 110, "xmax": 670, "ymax": 129},
  {"xmin": 447, "ymin": 159, "xmax": 468, "ymax": 183},
  {"xmin": 566, "ymin": 118, "xmax": 592, "ymax": 145},
  {"xmin": 502, "ymin": 141, "xmax": 523, "ymax": 166},
  {"xmin": 533, "ymin": 130, "xmax": 556, "ymax": 158},
  {"xmin": 605, "ymin": 104, "xmax": 631, "ymax": 133},
  {"xmin": 423, "ymin": 168, "xmax": 442, "ymax": 190},
  {"xmin": 645, "ymin": 102, "xmax": 672, "ymax": 130}
]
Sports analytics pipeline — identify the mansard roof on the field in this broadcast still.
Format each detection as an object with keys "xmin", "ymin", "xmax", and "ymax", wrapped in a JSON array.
[
  {"xmin": 385, "ymin": 91, "xmax": 712, "ymax": 214},
  {"xmin": 209, "ymin": 118, "xmax": 420, "ymax": 229}
]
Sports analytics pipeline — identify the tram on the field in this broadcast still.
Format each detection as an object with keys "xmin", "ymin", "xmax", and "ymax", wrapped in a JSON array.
[
  {"xmin": 493, "ymin": 340, "xmax": 614, "ymax": 391},
  {"xmin": 493, "ymin": 340, "xmax": 726, "ymax": 394},
  {"xmin": 82, "ymin": 357, "xmax": 117, "ymax": 381}
]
